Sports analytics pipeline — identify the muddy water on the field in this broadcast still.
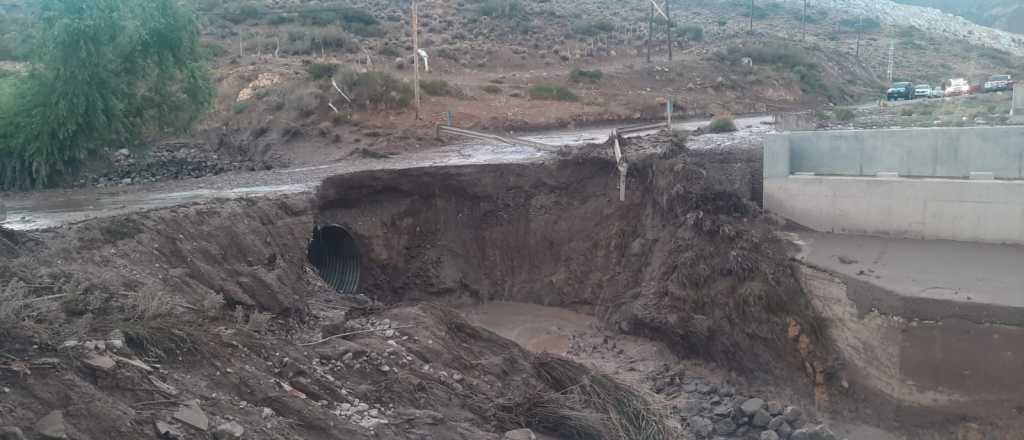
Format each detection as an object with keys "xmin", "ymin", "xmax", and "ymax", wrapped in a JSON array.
[{"xmin": 461, "ymin": 302, "xmax": 596, "ymax": 354}]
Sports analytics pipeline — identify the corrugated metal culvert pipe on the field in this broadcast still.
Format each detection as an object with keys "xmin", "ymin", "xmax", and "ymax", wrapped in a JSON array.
[{"xmin": 307, "ymin": 224, "xmax": 360, "ymax": 294}]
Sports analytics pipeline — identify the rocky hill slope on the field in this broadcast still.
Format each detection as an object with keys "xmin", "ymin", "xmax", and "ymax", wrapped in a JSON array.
[
  {"xmin": 774, "ymin": 0, "xmax": 1024, "ymax": 54},
  {"xmin": 892, "ymin": 0, "xmax": 1024, "ymax": 34}
]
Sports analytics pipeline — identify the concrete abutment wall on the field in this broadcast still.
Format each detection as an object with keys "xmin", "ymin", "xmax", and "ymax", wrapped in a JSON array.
[{"xmin": 764, "ymin": 127, "xmax": 1024, "ymax": 244}]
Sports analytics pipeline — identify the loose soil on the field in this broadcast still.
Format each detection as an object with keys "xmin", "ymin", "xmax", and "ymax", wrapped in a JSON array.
[{"xmin": 0, "ymin": 133, "xmax": 1001, "ymax": 439}]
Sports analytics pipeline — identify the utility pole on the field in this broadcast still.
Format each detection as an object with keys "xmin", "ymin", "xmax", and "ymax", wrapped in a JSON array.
[
  {"xmin": 646, "ymin": 1, "xmax": 653, "ymax": 63},
  {"xmin": 855, "ymin": 15, "xmax": 862, "ymax": 58},
  {"xmin": 749, "ymin": 0, "xmax": 754, "ymax": 33},
  {"xmin": 887, "ymin": 41, "xmax": 894, "ymax": 82},
  {"xmin": 802, "ymin": 0, "xmax": 808, "ymax": 41},
  {"xmin": 412, "ymin": 0, "xmax": 420, "ymax": 119},
  {"xmin": 665, "ymin": 0, "xmax": 672, "ymax": 61}
]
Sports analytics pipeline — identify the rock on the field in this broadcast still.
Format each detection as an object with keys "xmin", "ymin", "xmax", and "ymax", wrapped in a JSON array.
[
  {"xmin": 712, "ymin": 405, "xmax": 733, "ymax": 418},
  {"xmin": 791, "ymin": 424, "xmax": 837, "ymax": 440},
  {"xmin": 35, "ymin": 411, "xmax": 67, "ymax": 439},
  {"xmin": 261, "ymin": 407, "xmax": 276, "ymax": 419},
  {"xmin": 752, "ymin": 409, "xmax": 772, "ymax": 427},
  {"xmin": 683, "ymin": 383, "xmax": 698, "ymax": 393},
  {"xmin": 690, "ymin": 416, "xmax": 714, "ymax": 438},
  {"xmin": 740, "ymin": 398, "xmax": 765, "ymax": 416},
  {"xmin": 768, "ymin": 415, "xmax": 787, "ymax": 430},
  {"xmin": 714, "ymin": 418, "xmax": 737, "ymax": 436},
  {"xmin": 212, "ymin": 421, "xmax": 244, "ymax": 439},
  {"xmin": 783, "ymin": 406, "xmax": 802, "ymax": 423},
  {"xmin": 173, "ymin": 400, "xmax": 209, "ymax": 431},
  {"xmin": 82, "ymin": 353, "xmax": 116, "ymax": 371},
  {"xmin": 697, "ymin": 383, "xmax": 716, "ymax": 394},
  {"xmin": 766, "ymin": 400, "xmax": 784, "ymax": 415},
  {"xmin": 312, "ymin": 339, "xmax": 367, "ymax": 361},
  {"xmin": 396, "ymin": 409, "xmax": 444, "ymax": 425},
  {"xmin": 718, "ymin": 386, "xmax": 735, "ymax": 397},
  {"xmin": 761, "ymin": 430, "xmax": 781, "ymax": 440},
  {"xmin": 958, "ymin": 423, "xmax": 984, "ymax": 440},
  {"xmin": 0, "ymin": 427, "xmax": 27, "ymax": 440},
  {"xmin": 503, "ymin": 428, "xmax": 536, "ymax": 440},
  {"xmin": 117, "ymin": 149, "xmax": 131, "ymax": 157},
  {"xmin": 777, "ymin": 422, "xmax": 794, "ymax": 439},
  {"xmin": 154, "ymin": 421, "xmax": 181, "ymax": 439}
]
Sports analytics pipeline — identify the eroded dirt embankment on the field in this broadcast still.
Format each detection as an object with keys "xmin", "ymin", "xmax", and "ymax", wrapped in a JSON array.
[
  {"xmin": 0, "ymin": 138, "xmax": 837, "ymax": 439},
  {"xmin": 314, "ymin": 141, "xmax": 825, "ymax": 378}
]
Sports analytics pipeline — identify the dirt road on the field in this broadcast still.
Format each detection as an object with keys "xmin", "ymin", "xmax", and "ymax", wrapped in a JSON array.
[{"xmin": 1, "ymin": 115, "xmax": 771, "ymax": 230}]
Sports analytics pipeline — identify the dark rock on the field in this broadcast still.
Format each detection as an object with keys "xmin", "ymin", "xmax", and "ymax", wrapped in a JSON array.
[
  {"xmin": 740, "ymin": 398, "xmax": 765, "ymax": 416},
  {"xmin": 782, "ymin": 406, "xmax": 802, "ymax": 423},
  {"xmin": 761, "ymin": 430, "xmax": 781, "ymax": 440},
  {"xmin": 768, "ymin": 415, "xmax": 787, "ymax": 430},
  {"xmin": 752, "ymin": 409, "xmax": 772, "ymax": 427},
  {"xmin": 683, "ymin": 383, "xmax": 698, "ymax": 393},
  {"xmin": 766, "ymin": 400, "xmax": 784, "ymax": 415},
  {"xmin": 690, "ymin": 416, "xmax": 714, "ymax": 438},
  {"xmin": 777, "ymin": 422, "xmax": 794, "ymax": 439},
  {"xmin": 714, "ymin": 418, "xmax": 737, "ymax": 436},
  {"xmin": 0, "ymin": 427, "xmax": 27, "ymax": 440},
  {"xmin": 712, "ymin": 405, "xmax": 733, "ymax": 418},
  {"xmin": 718, "ymin": 385, "xmax": 736, "ymax": 397}
]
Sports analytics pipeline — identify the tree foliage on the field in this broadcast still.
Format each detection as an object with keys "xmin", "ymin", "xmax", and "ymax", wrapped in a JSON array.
[{"xmin": 0, "ymin": 0, "xmax": 212, "ymax": 189}]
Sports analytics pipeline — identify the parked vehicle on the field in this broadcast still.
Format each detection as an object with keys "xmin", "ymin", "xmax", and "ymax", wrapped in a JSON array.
[
  {"xmin": 929, "ymin": 87, "xmax": 944, "ymax": 98},
  {"xmin": 984, "ymin": 74, "xmax": 1014, "ymax": 92},
  {"xmin": 887, "ymin": 82, "xmax": 914, "ymax": 101},
  {"xmin": 914, "ymin": 84, "xmax": 932, "ymax": 99},
  {"xmin": 945, "ymin": 78, "xmax": 970, "ymax": 97}
]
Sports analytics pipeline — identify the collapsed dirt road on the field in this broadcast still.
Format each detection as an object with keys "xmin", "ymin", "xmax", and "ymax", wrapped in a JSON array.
[{"xmin": 0, "ymin": 115, "xmax": 771, "ymax": 230}]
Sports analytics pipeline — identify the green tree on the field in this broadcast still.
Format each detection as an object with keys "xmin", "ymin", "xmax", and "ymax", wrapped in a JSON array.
[{"xmin": 0, "ymin": 0, "xmax": 212, "ymax": 189}]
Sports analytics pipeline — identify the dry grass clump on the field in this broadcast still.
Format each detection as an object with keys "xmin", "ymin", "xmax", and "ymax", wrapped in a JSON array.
[{"xmin": 495, "ymin": 354, "xmax": 673, "ymax": 440}]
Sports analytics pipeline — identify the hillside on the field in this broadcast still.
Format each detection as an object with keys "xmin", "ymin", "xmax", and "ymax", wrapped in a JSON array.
[
  {"xmin": 892, "ymin": 0, "xmax": 1024, "ymax": 34},
  {"xmin": 0, "ymin": 0, "xmax": 1022, "ymax": 187}
]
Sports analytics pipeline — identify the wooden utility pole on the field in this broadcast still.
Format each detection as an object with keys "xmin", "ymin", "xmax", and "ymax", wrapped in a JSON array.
[
  {"xmin": 412, "ymin": 0, "xmax": 421, "ymax": 119},
  {"xmin": 749, "ymin": 0, "xmax": 754, "ymax": 32},
  {"xmin": 802, "ymin": 0, "xmax": 808, "ymax": 40},
  {"xmin": 855, "ymin": 15, "xmax": 863, "ymax": 58},
  {"xmin": 665, "ymin": 0, "xmax": 672, "ymax": 61},
  {"xmin": 646, "ymin": 1, "xmax": 653, "ymax": 63}
]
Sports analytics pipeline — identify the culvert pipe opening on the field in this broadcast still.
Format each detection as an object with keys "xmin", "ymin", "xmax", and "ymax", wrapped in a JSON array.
[{"xmin": 308, "ymin": 224, "xmax": 360, "ymax": 294}]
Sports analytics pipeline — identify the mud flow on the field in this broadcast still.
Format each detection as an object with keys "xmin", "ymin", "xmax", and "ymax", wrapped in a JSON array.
[{"xmin": 0, "ymin": 135, "xmax": 1011, "ymax": 439}]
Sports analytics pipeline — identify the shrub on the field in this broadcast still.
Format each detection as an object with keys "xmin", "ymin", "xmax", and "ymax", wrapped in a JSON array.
[
  {"xmin": 482, "ymin": 84, "xmax": 502, "ymax": 94},
  {"xmin": 477, "ymin": 0, "xmax": 526, "ymax": 20},
  {"xmin": 201, "ymin": 42, "xmax": 228, "ymax": 59},
  {"xmin": 571, "ymin": 19, "xmax": 614, "ymax": 37},
  {"xmin": 286, "ymin": 86, "xmax": 320, "ymax": 117},
  {"xmin": 839, "ymin": 17, "xmax": 881, "ymax": 32},
  {"xmin": 379, "ymin": 46, "xmax": 401, "ymax": 57},
  {"xmin": 900, "ymin": 107, "xmax": 914, "ymax": 117},
  {"xmin": 221, "ymin": 2, "xmax": 265, "ymax": 24},
  {"xmin": 677, "ymin": 24, "xmax": 704, "ymax": 42},
  {"xmin": 716, "ymin": 18, "xmax": 728, "ymax": 27},
  {"xmin": 339, "ymin": 71, "xmax": 414, "ymax": 110},
  {"xmin": 708, "ymin": 115, "xmax": 737, "ymax": 133},
  {"xmin": 307, "ymin": 63, "xmax": 339, "ymax": 80},
  {"xmin": 528, "ymin": 84, "xmax": 579, "ymax": 102},
  {"xmin": 420, "ymin": 79, "xmax": 450, "ymax": 96},
  {"xmin": 833, "ymin": 108, "xmax": 854, "ymax": 121},
  {"xmin": 718, "ymin": 43, "xmax": 832, "ymax": 98},
  {"xmin": 348, "ymin": 22, "xmax": 385, "ymax": 38},
  {"xmin": 569, "ymin": 68, "xmax": 603, "ymax": 83},
  {"xmin": 231, "ymin": 101, "xmax": 250, "ymax": 114}
]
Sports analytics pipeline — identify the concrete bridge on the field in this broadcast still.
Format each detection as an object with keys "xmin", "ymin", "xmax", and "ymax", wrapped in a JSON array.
[{"xmin": 763, "ymin": 126, "xmax": 1024, "ymax": 427}]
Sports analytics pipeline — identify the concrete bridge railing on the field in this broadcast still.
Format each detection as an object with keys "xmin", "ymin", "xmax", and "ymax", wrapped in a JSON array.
[{"xmin": 764, "ymin": 126, "xmax": 1024, "ymax": 244}]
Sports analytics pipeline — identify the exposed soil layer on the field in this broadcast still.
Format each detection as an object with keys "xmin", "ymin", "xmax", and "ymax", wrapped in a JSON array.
[{"xmin": 2, "ymin": 135, "xmax": 995, "ymax": 439}]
